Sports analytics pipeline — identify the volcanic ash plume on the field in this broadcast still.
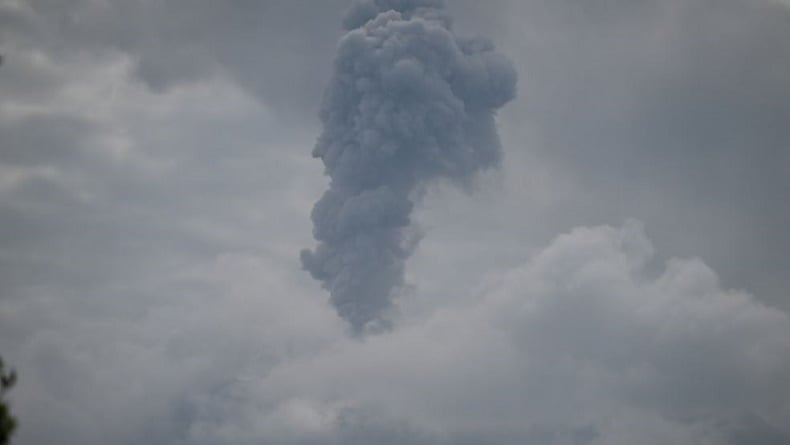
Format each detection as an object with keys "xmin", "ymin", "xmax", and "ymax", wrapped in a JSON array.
[{"xmin": 301, "ymin": 0, "xmax": 517, "ymax": 333}]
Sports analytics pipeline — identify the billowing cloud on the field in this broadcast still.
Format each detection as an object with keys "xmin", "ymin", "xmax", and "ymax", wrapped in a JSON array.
[
  {"xmin": 301, "ymin": 0, "xmax": 516, "ymax": 332},
  {"xmin": 185, "ymin": 222, "xmax": 790, "ymax": 445}
]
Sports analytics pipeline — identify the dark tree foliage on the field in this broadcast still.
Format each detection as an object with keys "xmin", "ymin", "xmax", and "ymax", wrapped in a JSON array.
[{"xmin": 0, "ymin": 357, "xmax": 16, "ymax": 445}]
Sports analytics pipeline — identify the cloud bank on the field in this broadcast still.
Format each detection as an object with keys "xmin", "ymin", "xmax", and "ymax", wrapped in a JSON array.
[
  {"xmin": 189, "ymin": 221, "xmax": 790, "ymax": 445},
  {"xmin": 301, "ymin": 0, "xmax": 516, "ymax": 332}
]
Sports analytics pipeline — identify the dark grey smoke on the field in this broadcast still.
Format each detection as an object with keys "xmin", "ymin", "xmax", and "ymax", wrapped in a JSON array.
[{"xmin": 301, "ymin": 0, "xmax": 516, "ymax": 333}]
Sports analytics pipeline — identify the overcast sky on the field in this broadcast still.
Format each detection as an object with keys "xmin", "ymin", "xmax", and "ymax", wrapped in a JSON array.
[{"xmin": 1, "ymin": 0, "xmax": 789, "ymax": 444}]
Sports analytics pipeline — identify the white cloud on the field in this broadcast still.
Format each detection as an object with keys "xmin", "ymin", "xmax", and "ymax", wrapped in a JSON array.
[{"xmin": 178, "ymin": 221, "xmax": 790, "ymax": 445}]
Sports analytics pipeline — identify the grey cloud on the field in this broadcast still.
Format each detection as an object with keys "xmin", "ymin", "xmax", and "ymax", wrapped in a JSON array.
[
  {"xmin": 0, "ymin": 114, "xmax": 97, "ymax": 166},
  {"xmin": 489, "ymin": 0, "xmax": 790, "ymax": 309},
  {"xmin": 300, "ymin": 0, "xmax": 516, "ymax": 332},
  {"xmin": 1, "ymin": 0, "xmax": 351, "ymax": 117}
]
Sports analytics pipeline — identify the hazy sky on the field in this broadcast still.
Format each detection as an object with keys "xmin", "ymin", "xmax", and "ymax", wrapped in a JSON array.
[{"xmin": 1, "ymin": 1, "xmax": 789, "ymax": 444}]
